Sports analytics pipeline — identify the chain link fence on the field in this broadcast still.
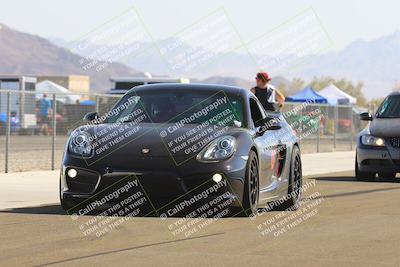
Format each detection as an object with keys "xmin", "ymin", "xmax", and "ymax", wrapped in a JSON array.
[
  {"xmin": 0, "ymin": 89, "xmax": 365, "ymax": 173},
  {"xmin": 281, "ymin": 102, "xmax": 366, "ymax": 154},
  {"xmin": 0, "ymin": 90, "xmax": 121, "ymax": 173}
]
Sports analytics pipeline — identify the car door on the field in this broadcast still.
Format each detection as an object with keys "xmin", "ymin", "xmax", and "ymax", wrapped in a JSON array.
[{"xmin": 249, "ymin": 97, "xmax": 282, "ymax": 199}]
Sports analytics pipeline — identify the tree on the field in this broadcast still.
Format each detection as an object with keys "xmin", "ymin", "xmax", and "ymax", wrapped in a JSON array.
[
  {"xmin": 369, "ymin": 98, "xmax": 384, "ymax": 108},
  {"xmin": 368, "ymin": 82, "xmax": 400, "ymax": 109},
  {"xmin": 308, "ymin": 76, "xmax": 367, "ymax": 106},
  {"xmin": 287, "ymin": 78, "xmax": 305, "ymax": 95},
  {"xmin": 278, "ymin": 77, "xmax": 305, "ymax": 96},
  {"xmin": 393, "ymin": 82, "xmax": 400, "ymax": 92}
]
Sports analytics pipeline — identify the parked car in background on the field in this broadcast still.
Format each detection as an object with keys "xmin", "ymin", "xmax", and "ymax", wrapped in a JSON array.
[{"xmin": 356, "ymin": 92, "xmax": 400, "ymax": 181}]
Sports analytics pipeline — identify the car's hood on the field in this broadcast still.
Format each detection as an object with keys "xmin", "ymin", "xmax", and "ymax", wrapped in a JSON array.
[
  {"xmin": 74, "ymin": 122, "xmax": 243, "ymax": 168},
  {"xmin": 370, "ymin": 118, "xmax": 400, "ymax": 137}
]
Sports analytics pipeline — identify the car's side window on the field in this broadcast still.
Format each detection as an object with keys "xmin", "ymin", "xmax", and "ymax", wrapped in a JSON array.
[{"xmin": 249, "ymin": 98, "xmax": 265, "ymax": 128}]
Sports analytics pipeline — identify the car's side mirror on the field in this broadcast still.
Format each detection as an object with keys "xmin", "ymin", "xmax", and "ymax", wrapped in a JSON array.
[
  {"xmin": 267, "ymin": 124, "xmax": 282, "ymax": 130},
  {"xmin": 255, "ymin": 118, "xmax": 282, "ymax": 136},
  {"xmin": 254, "ymin": 126, "xmax": 266, "ymax": 137},
  {"xmin": 359, "ymin": 112, "xmax": 372, "ymax": 121},
  {"xmin": 83, "ymin": 112, "xmax": 99, "ymax": 123}
]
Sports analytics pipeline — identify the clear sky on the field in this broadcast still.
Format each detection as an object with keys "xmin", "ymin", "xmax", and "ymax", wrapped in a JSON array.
[{"xmin": 1, "ymin": 0, "xmax": 399, "ymax": 51}]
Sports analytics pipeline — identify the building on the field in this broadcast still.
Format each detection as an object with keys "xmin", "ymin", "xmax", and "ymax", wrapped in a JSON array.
[
  {"xmin": 37, "ymin": 75, "xmax": 90, "ymax": 95},
  {"xmin": 0, "ymin": 75, "xmax": 37, "ymax": 131},
  {"xmin": 109, "ymin": 76, "xmax": 190, "ymax": 95}
]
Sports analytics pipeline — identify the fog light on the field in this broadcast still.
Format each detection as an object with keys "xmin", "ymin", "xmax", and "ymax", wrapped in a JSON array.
[
  {"xmin": 376, "ymin": 138, "xmax": 384, "ymax": 146},
  {"xmin": 212, "ymin": 173, "xmax": 223, "ymax": 183},
  {"xmin": 67, "ymin": 168, "xmax": 78, "ymax": 178}
]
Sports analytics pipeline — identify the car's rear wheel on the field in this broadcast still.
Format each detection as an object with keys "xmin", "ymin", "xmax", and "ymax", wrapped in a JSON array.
[
  {"xmin": 242, "ymin": 150, "xmax": 259, "ymax": 216},
  {"xmin": 277, "ymin": 145, "xmax": 302, "ymax": 211},
  {"xmin": 355, "ymin": 155, "xmax": 376, "ymax": 181}
]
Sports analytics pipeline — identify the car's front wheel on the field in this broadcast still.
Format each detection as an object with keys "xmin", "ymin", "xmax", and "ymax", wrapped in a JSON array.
[
  {"xmin": 59, "ymin": 180, "xmax": 79, "ymax": 213},
  {"xmin": 355, "ymin": 155, "xmax": 375, "ymax": 181},
  {"xmin": 60, "ymin": 198, "xmax": 73, "ymax": 213}
]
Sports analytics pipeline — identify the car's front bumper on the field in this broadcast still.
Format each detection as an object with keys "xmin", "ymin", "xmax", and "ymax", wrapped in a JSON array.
[
  {"xmin": 60, "ymin": 155, "xmax": 248, "ymax": 212},
  {"xmin": 357, "ymin": 146, "xmax": 400, "ymax": 173}
]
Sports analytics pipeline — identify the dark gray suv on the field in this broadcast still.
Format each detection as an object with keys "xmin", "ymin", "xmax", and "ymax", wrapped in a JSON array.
[{"xmin": 356, "ymin": 92, "xmax": 400, "ymax": 181}]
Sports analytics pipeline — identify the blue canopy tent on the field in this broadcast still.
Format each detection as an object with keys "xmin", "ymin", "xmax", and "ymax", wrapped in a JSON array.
[
  {"xmin": 285, "ymin": 87, "xmax": 328, "ymax": 104},
  {"xmin": 80, "ymin": 100, "xmax": 96, "ymax": 106}
]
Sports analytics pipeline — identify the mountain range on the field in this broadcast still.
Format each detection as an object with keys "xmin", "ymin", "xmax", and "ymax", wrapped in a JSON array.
[
  {"xmin": 0, "ymin": 23, "xmax": 143, "ymax": 92},
  {"xmin": 1, "ymin": 22, "xmax": 399, "ymax": 99},
  {"xmin": 289, "ymin": 31, "xmax": 400, "ymax": 98},
  {"xmin": 50, "ymin": 32, "xmax": 400, "ymax": 99}
]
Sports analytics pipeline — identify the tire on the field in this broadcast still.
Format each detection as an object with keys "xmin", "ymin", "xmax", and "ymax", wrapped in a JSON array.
[
  {"xmin": 59, "ymin": 179, "xmax": 78, "ymax": 213},
  {"xmin": 242, "ymin": 150, "xmax": 259, "ymax": 216},
  {"xmin": 60, "ymin": 179, "xmax": 70, "ymax": 212},
  {"xmin": 60, "ymin": 198, "xmax": 73, "ymax": 213},
  {"xmin": 277, "ymin": 145, "xmax": 302, "ymax": 211},
  {"xmin": 60, "ymin": 196, "xmax": 83, "ymax": 214},
  {"xmin": 355, "ymin": 155, "xmax": 376, "ymax": 181},
  {"xmin": 377, "ymin": 172, "xmax": 396, "ymax": 180}
]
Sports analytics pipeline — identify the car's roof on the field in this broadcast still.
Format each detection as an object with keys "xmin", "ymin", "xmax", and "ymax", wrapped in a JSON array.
[
  {"xmin": 388, "ymin": 91, "xmax": 400, "ymax": 96},
  {"xmin": 128, "ymin": 83, "xmax": 250, "ymax": 98}
]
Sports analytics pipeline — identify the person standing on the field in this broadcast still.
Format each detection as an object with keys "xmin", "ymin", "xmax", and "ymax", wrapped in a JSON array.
[
  {"xmin": 38, "ymin": 93, "xmax": 52, "ymax": 135},
  {"xmin": 251, "ymin": 72, "xmax": 285, "ymax": 111}
]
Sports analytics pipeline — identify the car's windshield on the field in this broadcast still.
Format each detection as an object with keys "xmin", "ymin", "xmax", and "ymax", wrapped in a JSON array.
[
  {"xmin": 104, "ymin": 90, "xmax": 244, "ymax": 127},
  {"xmin": 376, "ymin": 95, "xmax": 400, "ymax": 118}
]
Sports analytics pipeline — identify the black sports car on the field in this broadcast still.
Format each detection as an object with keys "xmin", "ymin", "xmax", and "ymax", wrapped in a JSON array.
[{"xmin": 60, "ymin": 84, "xmax": 302, "ymax": 217}]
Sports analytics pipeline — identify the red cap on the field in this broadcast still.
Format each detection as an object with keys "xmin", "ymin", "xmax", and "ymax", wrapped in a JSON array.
[{"xmin": 256, "ymin": 72, "xmax": 271, "ymax": 82}]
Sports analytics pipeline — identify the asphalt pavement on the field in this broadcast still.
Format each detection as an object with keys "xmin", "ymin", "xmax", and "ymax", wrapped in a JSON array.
[{"xmin": 1, "ymin": 167, "xmax": 399, "ymax": 267}]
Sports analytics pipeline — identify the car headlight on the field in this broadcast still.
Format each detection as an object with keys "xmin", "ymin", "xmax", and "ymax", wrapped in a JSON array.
[
  {"xmin": 197, "ymin": 136, "xmax": 236, "ymax": 162},
  {"xmin": 361, "ymin": 135, "xmax": 385, "ymax": 147},
  {"xmin": 68, "ymin": 131, "xmax": 93, "ymax": 157}
]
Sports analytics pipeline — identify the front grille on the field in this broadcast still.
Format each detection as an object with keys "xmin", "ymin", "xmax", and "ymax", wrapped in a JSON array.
[
  {"xmin": 362, "ymin": 159, "xmax": 392, "ymax": 166},
  {"xmin": 389, "ymin": 137, "xmax": 400, "ymax": 148}
]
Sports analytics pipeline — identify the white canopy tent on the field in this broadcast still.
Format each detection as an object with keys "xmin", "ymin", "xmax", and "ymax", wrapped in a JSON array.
[
  {"xmin": 318, "ymin": 83, "xmax": 357, "ymax": 105},
  {"xmin": 36, "ymin": 80, "xmax": 81, "ymax": 104}
]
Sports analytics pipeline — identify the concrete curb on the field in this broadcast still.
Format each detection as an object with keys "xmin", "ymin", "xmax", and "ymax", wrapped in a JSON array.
[{"xmin": 0, "ymin": 151, "xmax": 355, "ymax": 210}]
